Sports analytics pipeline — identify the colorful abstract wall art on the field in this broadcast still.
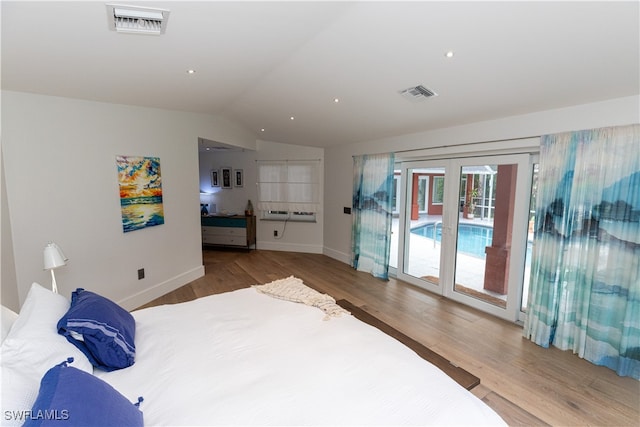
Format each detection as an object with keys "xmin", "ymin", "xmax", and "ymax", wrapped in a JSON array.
[{"xmin": 116, "ymin": 155, "xmax": 165, "ymax": 233}]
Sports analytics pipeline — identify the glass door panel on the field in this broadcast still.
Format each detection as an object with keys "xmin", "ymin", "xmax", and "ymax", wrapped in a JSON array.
[
  {"xmin": 401, "ymin": 163, "xmax": 447, "ymax": 293},
  {"xmin": 447, "ymin": 155, "xmax": 531, "ymax": 320},
  {"xmin": 453, "ymin": 164, "xmax": 507, "ymax": 308},
  {"xmin": 520, "ymin": 161, "xmax": 539, "ymax": 316},
  {"xmin": 397, "ymin": 154, "xmax": 533, "ymax": 322}
]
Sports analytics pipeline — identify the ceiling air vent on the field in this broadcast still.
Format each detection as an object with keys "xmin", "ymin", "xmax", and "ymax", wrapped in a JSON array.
[
  {"xmin": 399, "ymin": 85, "xmax": 438, "ymax": 101},
  {"xmin": 106, "ymin": 4, "xmax": 170, "ymax": 35}
]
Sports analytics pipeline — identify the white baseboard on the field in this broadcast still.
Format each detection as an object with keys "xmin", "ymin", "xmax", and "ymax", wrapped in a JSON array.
[
  {"xmin": 117, "ymin": 265, "xmax": 205, "ymax": 311},
  {"xmin": 323, "ymin": 247, "xmax": 350, "ymax": 265}
]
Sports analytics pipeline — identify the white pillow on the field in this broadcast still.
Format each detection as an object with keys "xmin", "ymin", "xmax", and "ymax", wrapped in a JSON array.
[
  {"xmin": 0, "ymin": 365, "xmax": 38, "ymax": 426},
  {"xmin": 1, "ymin": 305, "xmax": 19, "ymax": 343},
  {"xmin": 1, "ymin": 283, "xmax": 93, "ymax": 426}
]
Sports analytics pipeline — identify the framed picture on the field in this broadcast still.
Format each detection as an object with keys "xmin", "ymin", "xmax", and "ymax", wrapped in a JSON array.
[
  {"xmin": 234, "ymin": 169, "xmax": 243, "ymax": 187},
  {"xmin": 221, "ymin": 167, "xmax": 232, "ymax": 189},
  {"xmin": 116, "ymin": 155, "xmax": 164, "ymax": 233},
  {"xmin": 211, "ymin": 169, "xmax": 219, "ymax": 187}
]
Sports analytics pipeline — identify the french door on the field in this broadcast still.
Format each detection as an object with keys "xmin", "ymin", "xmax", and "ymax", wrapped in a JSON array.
[{"xmin": 396, "ymin": 154, "xmax": 533, "ymax": 321}]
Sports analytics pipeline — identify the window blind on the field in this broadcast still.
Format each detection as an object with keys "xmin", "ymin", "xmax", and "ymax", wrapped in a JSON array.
[{"xmin": 257, "ymin": 160, "xmax": 320, "ymax": 213}]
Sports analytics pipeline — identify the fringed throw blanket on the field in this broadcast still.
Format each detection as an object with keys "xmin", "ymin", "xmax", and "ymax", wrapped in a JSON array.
[{"xmin": 253, "ymin": 276, "xmax": 350, "ymax": 320}]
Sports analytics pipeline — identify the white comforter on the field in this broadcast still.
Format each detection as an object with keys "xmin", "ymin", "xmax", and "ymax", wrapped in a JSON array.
[{"xmin": 96, "ymin": 288, "xmax": 506, "ymax": 426}]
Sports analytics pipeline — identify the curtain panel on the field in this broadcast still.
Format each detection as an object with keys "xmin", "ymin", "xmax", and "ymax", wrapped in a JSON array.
[
  {"xmin": 351, "ymin": 153, "xmax": 395, "ymax": 279},
  {"xmin": 524, "ymin": 124, "xmax": 640, "ymax": 379}
]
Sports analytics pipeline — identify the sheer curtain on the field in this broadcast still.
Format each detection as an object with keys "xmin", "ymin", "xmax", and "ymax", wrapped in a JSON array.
[
  {"xmin": 351, "ymin": 153, "xmax": 395, "ymax": 279},
  {"xmin": 524, "ymin": 124, "xmax": 639, "ymax": 379}
]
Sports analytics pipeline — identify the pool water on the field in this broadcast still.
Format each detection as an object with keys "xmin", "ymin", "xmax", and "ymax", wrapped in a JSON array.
[{"xmin": 411, "ymin": 223, "xmax": 493, "ymax": 258}]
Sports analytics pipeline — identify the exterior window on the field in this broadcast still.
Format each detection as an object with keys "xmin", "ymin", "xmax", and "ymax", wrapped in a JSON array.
[
  {"xmin": 257, "ymin": 160, "xmax": 320, "ymax": 222},
  {"xmin": 432, "ymin": 176, "xmax": 444, "ymax": 204}
]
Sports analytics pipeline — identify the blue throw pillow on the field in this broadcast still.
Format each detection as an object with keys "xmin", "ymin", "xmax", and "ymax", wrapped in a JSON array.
[
  {"xmin": 57, "ymin": 288, "xmax": 136, "ymax": 371},
  {"xmin": 23, "ymin": 358, "xmax": 143, "ymax": 427}
]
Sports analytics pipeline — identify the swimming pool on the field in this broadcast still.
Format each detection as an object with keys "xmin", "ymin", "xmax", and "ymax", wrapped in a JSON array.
[
  {"xmin": 411, "ymin": 222, "xmax": 535, "ymax": 266},
  {"xmin": 411, "ymin": 223, "xmax": 493, "ymax": 258}
]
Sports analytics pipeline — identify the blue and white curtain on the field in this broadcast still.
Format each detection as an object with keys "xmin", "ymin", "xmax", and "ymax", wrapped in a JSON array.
[
  {"xmin": 524, "ymin": 124, "xmax": 640, "ymax": 379},
  {"xmin": 351, "ymin": 153, "xmax": 395, "ymax": 280}
]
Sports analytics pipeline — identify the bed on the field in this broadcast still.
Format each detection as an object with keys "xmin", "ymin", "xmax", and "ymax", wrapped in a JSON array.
[{"xmin": 1, "ymin": 278, "xmax": 506, "ymax": 426}]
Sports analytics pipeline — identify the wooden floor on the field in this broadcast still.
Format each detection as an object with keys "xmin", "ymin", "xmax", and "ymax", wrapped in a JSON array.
[{"xmin": 140, "ymin": 249, "xmax": 640, "ymax": 426}]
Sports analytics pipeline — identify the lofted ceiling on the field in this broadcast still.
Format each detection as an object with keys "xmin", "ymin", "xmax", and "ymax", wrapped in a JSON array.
[{"xmin": 2, "ymin": 1, "xmax": 639, "ymax": 149}]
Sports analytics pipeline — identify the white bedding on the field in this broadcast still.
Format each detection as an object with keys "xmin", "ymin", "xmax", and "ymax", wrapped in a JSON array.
[{"xmin": 96, "ymin": 288, "xmax": 506, "ymax": 426}]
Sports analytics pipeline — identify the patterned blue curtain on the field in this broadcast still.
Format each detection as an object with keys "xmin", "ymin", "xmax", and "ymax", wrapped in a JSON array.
[
  {"xmin": 351, "ymin": 153, "xmax": 395, "ymax": 279},
  {"xmin": 524, "ymin": 124, "xmax": 640, "ymax": 379}
]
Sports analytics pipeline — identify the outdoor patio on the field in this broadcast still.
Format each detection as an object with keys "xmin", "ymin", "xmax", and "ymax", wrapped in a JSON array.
[{"xmin": 390, "ymin": 214, "xmax": 531, "ymax": 309}]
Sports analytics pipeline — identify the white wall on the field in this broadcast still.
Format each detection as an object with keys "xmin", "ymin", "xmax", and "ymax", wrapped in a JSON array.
[
  {"xmin": 2, "ymin": 91, "xmax": 257, "ymax": 309},
  {"xmin": 199, "ymin": 149, "xmax": 258, "ymax": 216},
  {"xmin": 1, "ymin": 147, "xmax": 20, "ymax": 311},
  {"xmin": 323, "ymin": 95, "xmax": 640, "ymax": 263},
  {"xmin": 4, "ymin": 91, "xmax": 636, "ymax": 308}
]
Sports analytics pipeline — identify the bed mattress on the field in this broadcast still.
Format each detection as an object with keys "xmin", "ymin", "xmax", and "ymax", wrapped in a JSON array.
[{"xmin": 96, "ymin": 287, "xmax": 506, "ymax": 426}]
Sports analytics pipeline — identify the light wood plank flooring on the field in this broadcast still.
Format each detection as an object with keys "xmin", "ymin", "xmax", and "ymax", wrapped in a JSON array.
[{"xmin": 139, "ymin": 249, "xmax": 640, "ymax": 426}]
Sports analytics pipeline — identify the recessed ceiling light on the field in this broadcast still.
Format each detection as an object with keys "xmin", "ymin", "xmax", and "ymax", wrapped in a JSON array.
[
  {"xmin": 290, "ymin": 116, "xmax": 295, "ymax": 120},
  {"xmin": 445, "ymin": 51, "xmax": 455, "ymax": 58},
  {"xmin": 187, "ymin": 69, "xmax": 196, "ymax": 74},
  {"xmin": 334, "ymin": 98, "xmax": 340, "ymax": 103},
  {"xmin": 260, "ymin": 128, "xmax": 265, "ymax": 132}
]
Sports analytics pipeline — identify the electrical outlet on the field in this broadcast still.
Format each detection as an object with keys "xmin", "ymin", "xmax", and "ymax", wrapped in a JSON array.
[
  {"xmin": 273, "ymin": 230, "xmax": 278, "ymax": 237},
  {"xmin": 343, "ymin": 207, "xmax": 352, "ymax": 214},
  {"xmin": 138, "ymin": 268, "xmax": 145, "ymax": 280}
]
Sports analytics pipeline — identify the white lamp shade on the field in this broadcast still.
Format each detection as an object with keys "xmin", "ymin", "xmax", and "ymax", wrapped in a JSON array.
[{"xmin": 43, "ymin": 243, "xmax": 68, "ymax": 270}]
